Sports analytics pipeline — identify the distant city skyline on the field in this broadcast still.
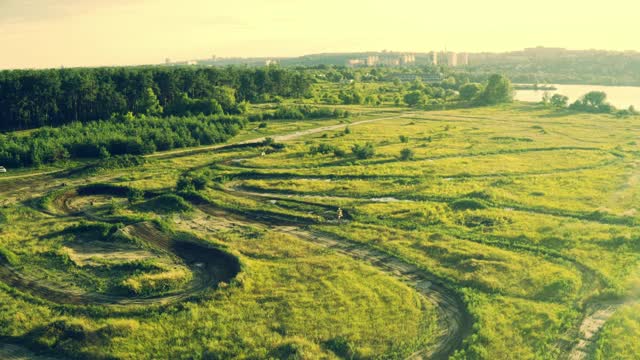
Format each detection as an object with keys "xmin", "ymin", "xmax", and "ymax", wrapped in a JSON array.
[{"xmin": 1, "ymin": 0, "xmax": 638, "ymax": 69}]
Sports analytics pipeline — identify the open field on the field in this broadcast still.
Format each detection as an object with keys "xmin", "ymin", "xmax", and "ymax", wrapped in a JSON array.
[{"xmin": 1, "ymin": 103, "xmax": 640, "ymax": 359}]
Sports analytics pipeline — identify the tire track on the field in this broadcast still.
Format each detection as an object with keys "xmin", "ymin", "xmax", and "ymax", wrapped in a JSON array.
[{"xmin": 189, "ymin": 195, "xmax": 472, "ymax": 360}]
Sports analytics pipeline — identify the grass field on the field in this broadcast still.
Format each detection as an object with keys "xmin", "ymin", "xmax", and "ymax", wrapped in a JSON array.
[{"xmin": 1, "ymin": 103, "xmax": 639, "ymax": 359}]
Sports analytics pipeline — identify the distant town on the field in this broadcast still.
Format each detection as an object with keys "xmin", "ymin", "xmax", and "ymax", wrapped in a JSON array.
[{"xmin": 162, "ymin": 47, "xmax": 639, "ymax": 68}]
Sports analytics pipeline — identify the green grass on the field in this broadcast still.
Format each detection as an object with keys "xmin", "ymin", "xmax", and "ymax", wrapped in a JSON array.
[{"xmin": 1, "ymin": 103, "xmax": 640, "ymax": 359}]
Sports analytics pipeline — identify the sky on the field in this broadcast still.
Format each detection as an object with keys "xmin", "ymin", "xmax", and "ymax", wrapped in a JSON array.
[{"xmin": 1, "ymin": 0, "xmax": 638, "ymax": 69}]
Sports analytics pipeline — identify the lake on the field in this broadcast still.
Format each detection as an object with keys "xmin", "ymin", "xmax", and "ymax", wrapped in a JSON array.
[{"xmin": 515, "ymin": 84, "xmax": 640, "ymax": 109}]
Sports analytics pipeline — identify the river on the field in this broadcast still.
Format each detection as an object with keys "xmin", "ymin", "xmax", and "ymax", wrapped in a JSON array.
[{"xmin": 515, "ymin": 84, "xmax": 640, "ymax": 109}]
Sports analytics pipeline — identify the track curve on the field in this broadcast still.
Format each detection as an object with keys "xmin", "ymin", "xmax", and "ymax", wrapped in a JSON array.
[
  {"xmin": 188, "ymin": 188, "xmax": 473, "ymax": 360},
  {"xmin": 0, "ymin": 188, "xmax": 240, "ymax": 307}
]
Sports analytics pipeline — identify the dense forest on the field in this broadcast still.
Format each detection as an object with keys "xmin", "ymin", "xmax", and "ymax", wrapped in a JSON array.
[
  {"xmin": 0, "ymin": 62, "xmax": 515, "ymax": 169},
  {"xmin": 0, "ymin": 66, "xmax": 311, "ymax": 131},
  {"xmin": 0, "ymin": 115, "xmax": 246, "ymax": 167}
]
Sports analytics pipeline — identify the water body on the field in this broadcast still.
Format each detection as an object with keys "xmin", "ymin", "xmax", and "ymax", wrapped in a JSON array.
[{"xmin": 515, "ymin": 84, "xmax": 640, "ymax": 109}]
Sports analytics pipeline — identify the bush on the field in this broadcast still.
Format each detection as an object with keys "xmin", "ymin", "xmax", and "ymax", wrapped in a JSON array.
[
  {"xmin": 309, "ymin": 143, "xmax": 338, "ymax": 155},
  {"xmin": 400, "ymin": 148, "xmax": 414, "ymax": 160},
  {"xmin": 177, "ymin": 174, "xmax": 208, "ymax": 192},
  {"xmin": 262, "ymin": 137, "xmax": 275, "ymax": 146},
  {"xmin": 136, "ymin": 194, "xmax": 192, "ymax": 214},
  {"xmin": 262, "ymin": 137, "xmax": 286, "ymax": 150},
  {"xmin": 450, "ymin": 198, "xmax": 489, "ymax": 211},
  {"xmin": 352, "ymin": 143, "xmax": 376, "ymax": 159},
  {"xmin": 569, "ymin": 91, "xmax": 616, "ymax": 113},
  {"xmin": 404, "ymin": 91, "xmax": 427, "ymax": 107},
  {"xmin": 90, "ymin": 155, "xmax": 146, "ymax": 171},
  {"xmin": 268, "ymin": 105, "xmax": 350, "ymax": 120},
  {"xmin": 333, "ymin": 148, "xmax": 346, "ymax": 157},
  {"xmin": 550, "ymin": 94, "xmax": 569, "ymax": 108},
  {"xmin": 399, "ymin": 135, "xmax": 409, "ymax": 143},
  {"xmin": 459, "ymin": 83, "xmax": 484, "ymax": 101},
  {"xmin": 324, "ymin": 336, "xmax": 357, "ymax": 358},
  {"xmin": 127, "ymin": 188, "xmax": 145, "ymax": 204}
]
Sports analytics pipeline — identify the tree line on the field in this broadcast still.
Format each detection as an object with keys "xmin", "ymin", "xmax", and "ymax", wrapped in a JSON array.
[
  {"xmin": 0, "ymin": 114, "xmax": 246, "ymax": 167},
  {"xmin": 0, "ymin": 66, "xmax": 312, "ymax": 131}
]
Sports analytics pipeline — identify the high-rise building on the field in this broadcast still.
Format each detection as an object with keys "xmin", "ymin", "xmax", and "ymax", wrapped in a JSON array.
[
  {"xmin": 400, "ymin": 54, "xmax": 416, "ymax": 65},
  {"xmin": 447, "ymin": 52, "xmax": 458, "ymax": 67},
  {"xmin": 432, "ymin": 52, "xmax": 438, "ymax": 65},
  {"xmin": 365, "ymin": 56, "xmax": 379, "ymax": 66},
  {"xmin": 459, "ymin": 53, "xmax": 469, "ymax": 66}
]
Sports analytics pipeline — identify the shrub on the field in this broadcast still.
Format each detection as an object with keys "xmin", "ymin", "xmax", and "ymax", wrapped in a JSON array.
[
  {"xmin": 268, "ymin": 105, "xmax": 350, "ymax": 120},
  {"xmin": 333, "ymin": 148, "xmax": 346, "ymax": 157},
  {"xmin": 324, "ymin": 336, "xmax": 357, "ymax": 358},
  {"xmin": 262, "ymin": 137, "xmax": 286, "ymax": 150},
  {"xmin": 309, "ymin": 143, "xmax": 338, "ymax": 155},
  {"xmin": 399, "ymin": 135, "xmax": 409, "ymax": 143},
  {"xmin": 137, "ymin": 194, "xmax": 192, "ymax": 214},
  {"xmin": 450, "ymin": 198, "xmax": 489, "ymax": 211},
  {"xmin": 400, "ymin": 148, "xmax": 414, "ymax": 160},
  {"xmin": 550, "ymin": 94, "xmax": 569, "ymax": 108},
  {"xmin": 177, "ymin": 174, "xmax": 208, "ymax": 192},
  {"xmin": 127, "ymin": 188, "xmax": 145, "ymax": 204},
  {"xmin": 352, "ymin": 143, "xmax": 376, "ymax": 159},
  {"xmin": 91, "ymin": 155, "xmax": 146, "ymax": 172}
]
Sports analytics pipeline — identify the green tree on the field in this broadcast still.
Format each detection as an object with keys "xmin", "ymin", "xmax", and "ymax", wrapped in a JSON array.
[
  {"xmin": 570, "ymin": 91, "xmax": 614, "ymax": 113},
  {"xmin": 582, "ymin": 91, "xmax": 607, "ymax": 108},
  {"xmin": 550, "ymin": 94, "xmax": 569, "ymax": 108},
  {"xmin": 478, "ymin": 74, "xmax": 513, "ymax": 105},
  {"xmin": 404, "ymin": 91, "xmax": 427, "ymax": 107},
  {"xmin": 459, "ymin": 83, "xmax": 484, "ymax": 101},
  {"xmin": 212, "ymin": 86, "xmax": 237, "ymax": 113},
  {"xmin": 136, "ymin": 87, "xmax": 163, "ymax": 116}
]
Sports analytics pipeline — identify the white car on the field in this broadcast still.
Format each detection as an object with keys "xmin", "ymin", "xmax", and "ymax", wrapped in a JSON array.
[{"xmin": 0, "ymin": 166, "xmax": 6, "ymax": 173}]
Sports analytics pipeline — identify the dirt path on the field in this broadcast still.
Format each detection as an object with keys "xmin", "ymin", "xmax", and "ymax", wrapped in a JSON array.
[
  {"xmin": 147, "ymin": 112, "xmax": 411, "ymax": 159},
  {"xmin": 0, "ymin": 207, "xmax": 237, "ymax": 306},
  {"xmin": 281, "ymin": 227, "xmax": 471, "ymax": 360},
  {"xmin": 0, "ymin": 170, "xmax": 65, "ymax": 181},
  {"xmin": 567, "ymin": 302, "xmax": 624, "ymax": 360},
  {"xmin": 189, "ymin": 196, "xmax": 472, "ymax": 360},
  {"xmin": 0, "ymin": 112, "xmax": 409, "ymax": 184}
]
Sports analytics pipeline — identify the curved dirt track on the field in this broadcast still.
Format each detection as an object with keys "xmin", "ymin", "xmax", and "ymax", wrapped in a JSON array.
[
  {"xmin": 282, "ymin": 227, "xmax": 472, "ymax": 360},
  {"xmin": 0, "ymin": 222, "xmax": 237, "ymax": 306},
  {"xmin": 0, "ymin": 188, "xmax": 239, "ymax": 307},
  {"xmin": 190, "ymin": 191, "xmax": 472, "ymax": 360},
  {"xmin": 227, "ymin": 185, "xmax": 613, "ymax": 359}
]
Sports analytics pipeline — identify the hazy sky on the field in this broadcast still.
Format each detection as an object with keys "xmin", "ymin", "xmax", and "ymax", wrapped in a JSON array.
[{"xmin": 1, "ymin": 0, "xmax": 638, "ymax": 69}]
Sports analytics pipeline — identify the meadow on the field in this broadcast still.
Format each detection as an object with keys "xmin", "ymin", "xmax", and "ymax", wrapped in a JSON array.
[{"xmin": 1, "ymin": 103, "xmax": 639, "ymax": 359}]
